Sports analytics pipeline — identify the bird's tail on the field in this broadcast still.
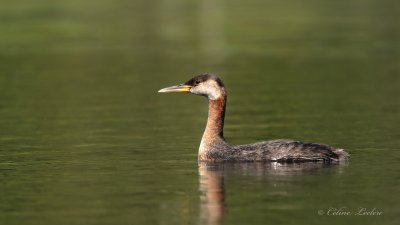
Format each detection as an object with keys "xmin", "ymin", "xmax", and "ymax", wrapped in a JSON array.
[{"xmin": 333, "ymin": 148, "xmax": 350, "ymax": 161}]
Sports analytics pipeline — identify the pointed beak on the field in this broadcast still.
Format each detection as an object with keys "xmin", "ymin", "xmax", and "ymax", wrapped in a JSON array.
[{"xmin": 158, "ymin": 84, "xmax": 192, "ymax": 93}]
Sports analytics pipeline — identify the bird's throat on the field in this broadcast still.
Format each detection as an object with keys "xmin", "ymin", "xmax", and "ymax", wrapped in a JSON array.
[{"xmin": 199, "ymin": 96, "xmax": 226, "ymax": 153}]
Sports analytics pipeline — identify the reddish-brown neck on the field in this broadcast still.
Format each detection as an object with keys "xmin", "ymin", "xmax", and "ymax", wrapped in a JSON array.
[
  {"xmin": 199, "ymin": 95, "xmax": 228, "ymax": 158},
  {"xmin": 204, "ymin": 96, "xmax": 226, "ymax": 140}
]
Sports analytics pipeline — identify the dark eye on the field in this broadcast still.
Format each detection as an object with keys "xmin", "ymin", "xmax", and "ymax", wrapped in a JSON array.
[{"xmin": 194, "ymin": 80, "xmax": 201, "ymax": 86}]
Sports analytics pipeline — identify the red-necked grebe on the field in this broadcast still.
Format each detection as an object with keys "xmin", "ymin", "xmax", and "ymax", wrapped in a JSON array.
[{"xmin": 158, "ymin": 73, "xmax": 349, "ymax": 162}]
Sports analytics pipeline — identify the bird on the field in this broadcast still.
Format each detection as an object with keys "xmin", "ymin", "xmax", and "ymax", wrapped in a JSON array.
[{"xmin": 158, "ymin": 73, "xmax": 349, "ymax": 162}]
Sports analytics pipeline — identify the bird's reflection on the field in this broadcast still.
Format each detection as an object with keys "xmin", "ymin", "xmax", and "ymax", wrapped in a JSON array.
[
  {"xmin": 198, "ymin": 161, "xmax": 346, "ymax": 225},
  {"xmin": 198, "ymin": 162, "xmax": 226, "ymax": 225}
]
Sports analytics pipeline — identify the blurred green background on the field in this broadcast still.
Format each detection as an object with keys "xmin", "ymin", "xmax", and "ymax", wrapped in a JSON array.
[{"xmin": 0, "ymin": 0, "xmax": 399, "ymax": 225}]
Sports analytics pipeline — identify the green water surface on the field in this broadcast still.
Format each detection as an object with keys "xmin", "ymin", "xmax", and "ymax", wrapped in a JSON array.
[{"xmin": 0, "ymin": 0, "xmax": 399, "ymax": 225}]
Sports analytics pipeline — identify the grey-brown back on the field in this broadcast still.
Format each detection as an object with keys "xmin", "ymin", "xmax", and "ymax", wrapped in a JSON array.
[{"xmin": 199, "ymin": 139, "xmax": 349, "ymax": 162}]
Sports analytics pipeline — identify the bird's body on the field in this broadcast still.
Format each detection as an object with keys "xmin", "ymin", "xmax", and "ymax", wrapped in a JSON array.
[
  {"xmin": 199, "ymin": 138, "xmax": 347, "ymax": 162},
  {"xmin": 159, "ymin": 74, "xmax": 349, "ymax": 162}
]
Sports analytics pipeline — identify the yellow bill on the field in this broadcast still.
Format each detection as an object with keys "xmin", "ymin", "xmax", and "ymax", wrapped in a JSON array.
[{"xmin": 158, "ymin": 84, "xmax": 192, "ymax": 93}]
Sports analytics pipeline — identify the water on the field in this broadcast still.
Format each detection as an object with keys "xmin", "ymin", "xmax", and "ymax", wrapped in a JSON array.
[{"xmin": 1, "ymin": 0, "xmax": 399, "ymax": 224}]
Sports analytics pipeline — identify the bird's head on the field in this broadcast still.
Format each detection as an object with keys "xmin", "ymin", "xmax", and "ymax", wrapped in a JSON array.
[{"xmin": 158, "ymin": 73, "xmax": 226, "ymax": 100}]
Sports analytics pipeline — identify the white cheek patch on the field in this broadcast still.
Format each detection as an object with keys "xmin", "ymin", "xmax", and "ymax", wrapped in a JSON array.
[
  {"xmin": 207, "ymin": 87, "xmax": 222, "ymax": 100},
  {"xmin": 192, "ymin": 80, "xmax": 222, "ymax": 100}
]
